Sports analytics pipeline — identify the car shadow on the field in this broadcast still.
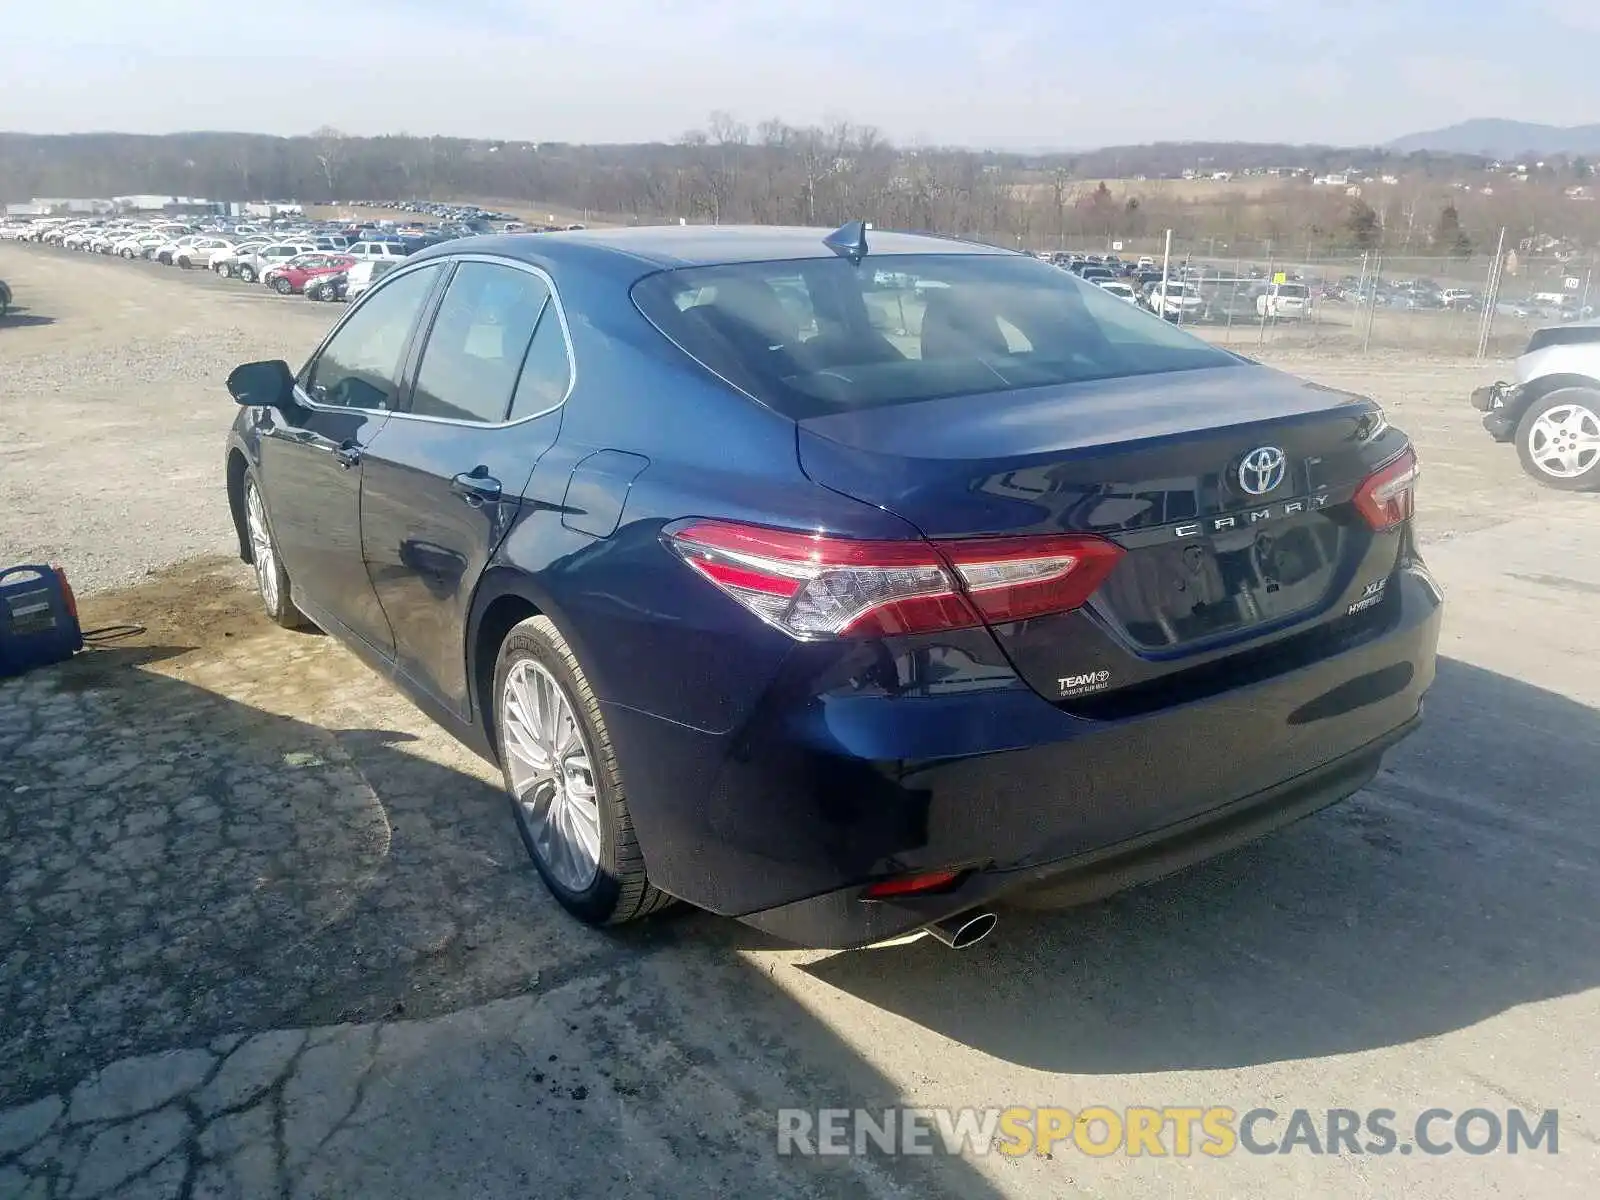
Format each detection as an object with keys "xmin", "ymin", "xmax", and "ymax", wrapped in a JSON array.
[
  {"xmin": 798, "ymin": 656, "xmax": 1600, "ymax": 1072},
  {"xmin": 0, "ymin": 308, "xmax": 55, "ymax": 328},
  {"xmin": 0, "ymin": 642, "xmax": 1003, "ymax": 1197}
]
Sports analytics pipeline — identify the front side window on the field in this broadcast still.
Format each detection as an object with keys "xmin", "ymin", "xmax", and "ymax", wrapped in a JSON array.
[
  {"xmin": 410, "ymin": 262, "xmax": 551, "ymax": 423},
  {"xmin": 632, "ymin": 253, "xmax": 1240, "ymax": 420},
  {"xmin": 304, "ymin": 264, "xmax": 443, "ymax": 411}
]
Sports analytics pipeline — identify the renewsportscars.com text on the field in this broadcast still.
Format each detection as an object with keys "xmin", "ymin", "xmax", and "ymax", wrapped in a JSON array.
[{"xmin": 777, "ymin": 1106, "xmax": 1559, "ymax": 1158}]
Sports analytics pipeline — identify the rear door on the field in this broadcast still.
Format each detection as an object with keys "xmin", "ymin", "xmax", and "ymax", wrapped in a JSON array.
[{"xmin": 359, "ymin": 257, "xmax": 571, "ymax": 717}]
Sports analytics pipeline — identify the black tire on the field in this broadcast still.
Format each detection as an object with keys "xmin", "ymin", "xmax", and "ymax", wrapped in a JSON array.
[
  {"xmin": 1515, "ymin": 388, "xmax": 1600, "ymax": 492},
  {"xmin": 493, "ymin": 616, "xmax": 672, "ymax": 927},
  {"xmin": 273, "ymin": 277, "xmax": 293, "ymax": 295},
  {"xmin": 242, "ymin": 473, "xmax": 309, "ymax": 629},
  {"xmin": 239, "ymin": 265, "xmax": 257, "ymax": 283},
  {"xmin": 177, "ymin": 256, "xmax": 192, "ymax": 270},
  {"xmin": 218, "ymin": 263, "xmax": 234, "ymax": 278}
]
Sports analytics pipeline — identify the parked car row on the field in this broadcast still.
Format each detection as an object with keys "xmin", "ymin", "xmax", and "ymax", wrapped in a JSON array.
[
  {"xmin": 2, "ymin": 210, "xmax": 502, "ymax": 306},
  {"xmin": 1037, "ymin": 252, "xmax": 1316, "ymax": 323},
  {"xmin": 339, "ymin": 198, "xmax": 586, "ymax": 234}
]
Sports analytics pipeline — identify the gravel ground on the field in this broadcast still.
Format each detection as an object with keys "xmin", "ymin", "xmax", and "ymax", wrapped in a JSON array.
[{"xmin": 0, "ymin": 243, "xmax": 334, "ymax": 594}]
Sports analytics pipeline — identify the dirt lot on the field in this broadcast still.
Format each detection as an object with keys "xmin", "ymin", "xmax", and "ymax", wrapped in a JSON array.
[{"xmin": 1, "ymin": 242, "xmax": 1598, "ymax": 1199}]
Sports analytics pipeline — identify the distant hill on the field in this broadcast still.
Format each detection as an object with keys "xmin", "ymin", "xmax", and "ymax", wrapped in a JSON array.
[{"xmin": 1388, "ymin": 119, "xmax": 1600, "ymax": 158}]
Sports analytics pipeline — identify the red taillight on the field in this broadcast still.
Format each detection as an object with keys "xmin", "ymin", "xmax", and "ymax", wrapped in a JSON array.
[
  {"xmin": 942, "ymin": 536, "xmax": 1124, "ymax": 623},
  {"xmin": 664, "ymin": 520, "xmax": 1124, "ymax": 641},
  {"xmin": 862, "ymin": 869, "xmax": 964, "ymax": 899},
  {"xmin": 1353, "ymin": 447, "xmax": 1419, "ymax": 532}
]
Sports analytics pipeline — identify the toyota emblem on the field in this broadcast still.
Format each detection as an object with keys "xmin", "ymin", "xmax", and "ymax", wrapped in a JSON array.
[{"xmin": 1238, "ymin": 446, "xmax": 1287, "ymax": 496}]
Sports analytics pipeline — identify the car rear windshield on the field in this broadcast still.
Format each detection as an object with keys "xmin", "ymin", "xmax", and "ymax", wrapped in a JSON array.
[
  {"xmin": 632, "ymin": 253, "xmax": 1238, "ymax": 419},
  {"xmin": 1276, "ymin": 284, "xmax": 1309, "ymax": 298}
]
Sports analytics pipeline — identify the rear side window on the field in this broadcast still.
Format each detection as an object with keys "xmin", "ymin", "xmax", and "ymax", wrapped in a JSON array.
[
  {"xmin": 632, "ymin": 253, "xmax": 1239, "ymax": 419},
  {"xmin": 507, "ymin": 303, "xmax": 573, "ymax": 419},
  {"xmin": 410, "ymin": 262, "xmax": 550, "ymax": 423}
]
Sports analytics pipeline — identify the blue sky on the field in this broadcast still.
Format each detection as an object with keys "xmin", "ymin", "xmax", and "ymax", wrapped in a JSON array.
[{"xmin": 5, "ymin": 0, "xmax": 1598, "ymax": 147}]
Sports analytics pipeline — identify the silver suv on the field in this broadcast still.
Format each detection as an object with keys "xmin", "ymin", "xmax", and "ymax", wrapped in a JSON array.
[{"xmin": 1472, "ymin": 321, "xmax": 1600, "ymax": 490}]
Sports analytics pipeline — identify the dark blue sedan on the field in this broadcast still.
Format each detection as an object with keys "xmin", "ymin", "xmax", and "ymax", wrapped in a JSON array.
[{"xmin": 223, "ymin": 224, "xmax": 1441, "ymax": 950}]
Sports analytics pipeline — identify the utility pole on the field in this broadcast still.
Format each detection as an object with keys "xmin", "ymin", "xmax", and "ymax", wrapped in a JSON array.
[
  {"xmin": 1476, "ymin": 226, "xmax": 1508, "ymax": 361},
  {"xmin": 1258, "ymin": 243, "xmax": 1274, "ymax": 348},
  {"xmin": 1362, "ymin": 253, "xmax": 1382, "ymax": 354},
  {"xmin": 1159, "ymin": 227, "xmax": 1173, "ymax": 318}
]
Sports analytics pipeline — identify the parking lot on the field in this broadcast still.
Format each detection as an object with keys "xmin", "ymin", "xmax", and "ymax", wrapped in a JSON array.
[{"xmin": 2, "ymin": 240, "xmax": 1598, "ymax": 1199}]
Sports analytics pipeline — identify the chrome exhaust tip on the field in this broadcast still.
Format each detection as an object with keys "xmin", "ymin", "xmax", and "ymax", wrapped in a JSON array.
[{"xmin": 924, "ymin": 909, "xmax": 997, "ymax": 950}]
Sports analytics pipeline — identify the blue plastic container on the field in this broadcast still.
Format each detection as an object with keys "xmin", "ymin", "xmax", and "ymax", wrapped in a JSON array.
[{"xmin": 0, "ymin": 564, "xmax": 83, "ymax": 678}]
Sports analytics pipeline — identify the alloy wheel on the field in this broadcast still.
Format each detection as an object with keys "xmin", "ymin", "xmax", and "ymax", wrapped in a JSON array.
[
  {"xmin": 1529, "ymin": 402, "xmax": 1600, "ymax": 479},
  {"xmin": 244, "ymin": 483, "xmax": 279, "ymax": 613},
  {"xmin": 502, "ymin": 659, "xmax": 601, "ymax": 891}
]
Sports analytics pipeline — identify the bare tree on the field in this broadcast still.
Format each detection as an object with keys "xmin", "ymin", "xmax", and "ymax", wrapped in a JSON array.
[
  {"xmin": 311, "ymin": 126, "xmax": 346, "ymax": 199},
  {"xmin": 3, "ymin": 117, "xmax": 1585, "ymax": 265}
]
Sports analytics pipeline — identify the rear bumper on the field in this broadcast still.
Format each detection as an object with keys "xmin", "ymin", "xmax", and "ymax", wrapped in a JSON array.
[
  {"xmin": 1472, "ymin": 381, "xmax": 1523, "ymax": 441},
  {"xmin": 605, "ymin": 565, "xmax": 1442, "ymax": 949},
  {"xmin": 743, "ymin": 713, "xmax": 1417, "ymax": 948}
]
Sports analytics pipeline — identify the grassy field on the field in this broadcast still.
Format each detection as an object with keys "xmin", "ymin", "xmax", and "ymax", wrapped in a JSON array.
[{"xmin": 1013, "ymin": 175, "xmax": 1307, "ymax": 203}]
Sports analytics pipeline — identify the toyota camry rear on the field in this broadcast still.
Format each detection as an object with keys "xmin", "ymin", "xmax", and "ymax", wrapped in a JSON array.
[
  {"xmin": 586, "ymin": 231, "xmax": 1438, "ymax": 948},
  {"xmin": 225, "ymin": 226, "xmax": 1441, "ymax": 951}
]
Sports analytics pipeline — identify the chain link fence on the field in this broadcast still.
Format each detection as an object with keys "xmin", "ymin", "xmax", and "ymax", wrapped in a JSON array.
[{"xmin": 1040, "ymin": 237, "xmax": 1599, "ymax": 360}]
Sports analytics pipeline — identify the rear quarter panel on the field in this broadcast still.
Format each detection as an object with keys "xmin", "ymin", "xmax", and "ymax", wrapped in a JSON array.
[{"xmin": 483, "ymin": 256, "xmax": 922, "ymax": 735}]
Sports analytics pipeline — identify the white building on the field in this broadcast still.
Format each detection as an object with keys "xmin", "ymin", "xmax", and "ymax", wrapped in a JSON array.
[
  {"xmin": 113, "ymin": 194, "xmax": 215, "ymax": 212},
  {"xmin": 8, "ymin": 197, "xmax": 114, "ymax": 215}
]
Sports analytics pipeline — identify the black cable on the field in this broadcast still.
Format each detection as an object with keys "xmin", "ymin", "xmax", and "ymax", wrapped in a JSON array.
[{"xmin": 82, "ymin": 623, "xmax": 147, "ymax": 643}]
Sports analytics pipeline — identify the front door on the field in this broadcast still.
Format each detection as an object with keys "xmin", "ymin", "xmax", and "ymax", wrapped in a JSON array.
[
  {"xmin": 360, "ymin": 258, "xmax": 571, "ymax": 716},
  {"xmin": 255, "ymin": 261, "xmax": 447, "ymax": 655}
]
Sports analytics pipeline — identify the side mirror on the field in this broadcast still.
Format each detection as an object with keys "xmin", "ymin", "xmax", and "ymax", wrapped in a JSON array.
[{"xmin": 227, "ymin": 359, "xmax": 295, "ymax": 409}]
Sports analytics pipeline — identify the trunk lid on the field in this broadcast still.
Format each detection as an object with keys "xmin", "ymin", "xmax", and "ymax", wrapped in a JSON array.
[{"xmin": 796, "ymin": 364, "xmax": 1408, "ymax": 704}]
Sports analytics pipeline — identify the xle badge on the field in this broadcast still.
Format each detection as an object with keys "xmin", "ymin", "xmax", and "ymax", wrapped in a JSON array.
[
  {"xmin": 1058, "ymin": 669, "xmax": 1112, "ymax": 698},
  {"xmin": 1347, "ymin": 578, "xmax": 1388, "ymax": 615}
]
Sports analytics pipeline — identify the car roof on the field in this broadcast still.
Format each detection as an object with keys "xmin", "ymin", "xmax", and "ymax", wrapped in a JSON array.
[{"xmin": 414, "ymin": 224, "xmax": 1009, "ymax": 272}]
